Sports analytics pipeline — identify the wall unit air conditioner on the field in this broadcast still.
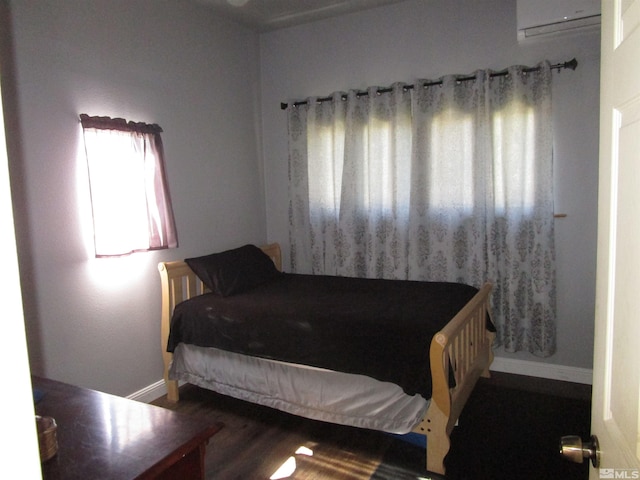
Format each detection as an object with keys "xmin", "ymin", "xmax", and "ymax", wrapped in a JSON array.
[{"xmin": 517, "ymin": 0, "xmax": 601, "ymax": 40}]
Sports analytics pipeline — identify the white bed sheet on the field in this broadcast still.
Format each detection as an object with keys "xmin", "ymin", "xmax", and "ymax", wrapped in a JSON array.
[{"xmin": 169, "ymin": 343, "xmax": 429, "ymax": 434}]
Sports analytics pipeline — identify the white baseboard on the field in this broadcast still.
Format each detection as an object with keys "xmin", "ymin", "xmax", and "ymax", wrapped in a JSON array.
[
  {"xmin": 127, "ymin": 379, "xmax": 166, "ymax": 403},
  {"xmin": 491, "ymin": 356, "xmax": 593, "ymax": 385}
]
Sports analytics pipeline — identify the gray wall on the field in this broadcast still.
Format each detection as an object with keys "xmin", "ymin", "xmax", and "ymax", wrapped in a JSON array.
[
  {"xmin": 4, "ymin": 0, "xmax": 599, "ymax": 398},
  {"xmin": 260, "ymin": 0, "xmax": 600, "ymax": 371},
  {"xmin": 5, "ymin": 0, "xmax": 266, "ymax": 396}
]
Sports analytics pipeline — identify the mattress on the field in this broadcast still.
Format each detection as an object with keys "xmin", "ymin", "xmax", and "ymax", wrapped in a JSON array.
[
  {"xmin": 167, "ymin": 273, "xmax": 479, "ymax": 398},
  {"xmin": 169, "ymin": 343, "xmax": 430, "ymax": 434}
]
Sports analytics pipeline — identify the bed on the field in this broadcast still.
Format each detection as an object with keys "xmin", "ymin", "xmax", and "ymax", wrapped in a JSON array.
[{"xmin": 158, "ymin": 243, "xmax": 495, "ymax": 475}]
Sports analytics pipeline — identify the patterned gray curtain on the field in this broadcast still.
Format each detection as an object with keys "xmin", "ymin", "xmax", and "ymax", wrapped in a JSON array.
[{"xmin": 288, "ymin": 62, "xmax": 556, "ymax": 356}]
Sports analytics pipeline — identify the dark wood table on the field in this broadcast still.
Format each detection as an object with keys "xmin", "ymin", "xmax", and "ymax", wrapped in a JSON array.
[{"xmin": 32, "ymin": 376, "xmax": 222, "ymax": 479}]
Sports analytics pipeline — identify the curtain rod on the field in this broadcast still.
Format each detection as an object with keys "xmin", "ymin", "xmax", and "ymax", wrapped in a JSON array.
[{"xmin": 280, "ymin": 57, "xmax": 577, "ymax": 110}]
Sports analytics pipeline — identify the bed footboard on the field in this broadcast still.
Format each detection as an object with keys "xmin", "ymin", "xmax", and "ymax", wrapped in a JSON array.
[{"xmin": 412, "ymin": 282, "xmax": 494, "ymax": 475}]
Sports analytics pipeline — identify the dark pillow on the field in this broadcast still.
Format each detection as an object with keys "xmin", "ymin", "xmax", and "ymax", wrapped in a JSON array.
[{"xmin": 185, "ymin": 244, "xmax": 280, "ymax": 296}]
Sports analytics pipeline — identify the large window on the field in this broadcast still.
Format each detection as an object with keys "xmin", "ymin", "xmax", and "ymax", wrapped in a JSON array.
[{"xmin": 287, "ymin": 63, "xmax": 556, "ymax": 357}]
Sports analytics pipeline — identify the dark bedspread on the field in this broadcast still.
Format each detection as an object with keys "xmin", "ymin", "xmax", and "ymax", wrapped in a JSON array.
[{"xmin": 167, "ymin": 273, "xmax": 481, "ymax": 399}]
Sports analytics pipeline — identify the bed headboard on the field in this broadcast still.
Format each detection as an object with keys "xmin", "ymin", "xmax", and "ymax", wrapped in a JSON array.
[
  {"xmin": 157, "ymin": 242, "xmax": 282, "ymax": 396},
  {"xmin": 158, "ymin": 242, "xmax": 282, "ymax": 315}
]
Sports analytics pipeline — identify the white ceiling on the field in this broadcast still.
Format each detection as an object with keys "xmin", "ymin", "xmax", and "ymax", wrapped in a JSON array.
[{"xmin": 196, "ymin": 0, "xmax": 409, "ymax": 32}]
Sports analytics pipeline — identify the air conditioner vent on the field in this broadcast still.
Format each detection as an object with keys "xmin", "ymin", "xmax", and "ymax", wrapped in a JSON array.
[{"xmin": 517, "ymin": 0, "xmax": 600, "ymax": 40}]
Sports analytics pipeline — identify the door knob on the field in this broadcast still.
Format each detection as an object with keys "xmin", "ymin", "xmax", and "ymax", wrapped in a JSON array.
[{"xmin": 560, "ymin": 435, "xmax": 600, "ymax": 467}]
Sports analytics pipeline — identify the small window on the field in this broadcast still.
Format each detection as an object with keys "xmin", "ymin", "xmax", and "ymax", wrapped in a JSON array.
[{"xmin": 80, "ymin": 114, "xmax": 178, "ymax": 257}]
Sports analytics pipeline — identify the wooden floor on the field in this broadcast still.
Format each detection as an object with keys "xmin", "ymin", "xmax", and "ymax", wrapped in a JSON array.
[
  {"xmin": 152, "ymin": 384, "xmax": 398, "ymax": 479},
  {"xmin": 150, "ymin": 372, "xmax": 591, "ymax": 480}
]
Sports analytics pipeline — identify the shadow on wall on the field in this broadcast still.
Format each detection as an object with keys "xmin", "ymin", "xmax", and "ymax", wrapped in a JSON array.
[{"xmin": 0, "ymin": 0, "xmax": 44, "ymax": 374}]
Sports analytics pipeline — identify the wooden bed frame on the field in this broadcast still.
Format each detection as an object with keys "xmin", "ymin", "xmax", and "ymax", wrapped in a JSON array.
[{"xmin": 158, "ymin": 243, "xmax": 494, "ymax": 475}]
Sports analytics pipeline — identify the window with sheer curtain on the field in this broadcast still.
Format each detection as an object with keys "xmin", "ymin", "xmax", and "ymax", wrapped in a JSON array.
[
  {"xmin": 287, "ymin": 62, "xmax": 556, "ymax": 356},
  {"xmin": 80, "ymin": 114, "xmax": 178, "ymax": 257}
]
